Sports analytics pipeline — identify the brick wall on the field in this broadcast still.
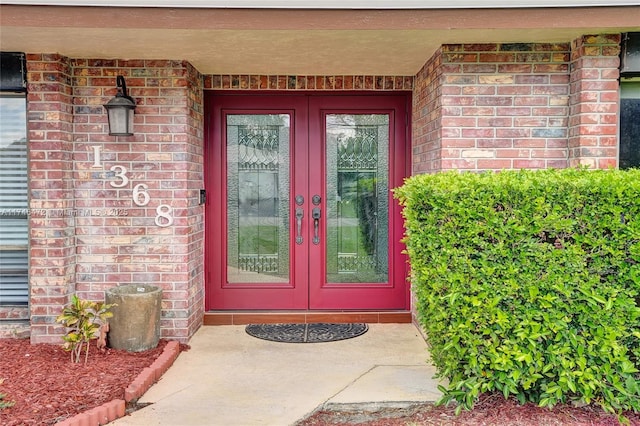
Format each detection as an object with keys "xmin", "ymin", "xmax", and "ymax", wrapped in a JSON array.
[
  {"xmin": 26, "ymin": 54, "xmax": 76, "ymax": 343},
  {"xmin": 568, "ymin": 34, "xmax": 621, "ymax": 169},
  {"xmin": 183, "ymin": 62, "xmax": 205, "ymax": 338},
  {"xmin": 414, "ymin": 43, "xmax": 572, "ymax": 172},
  {"xmin": 412, "ymin": 36, "xmax": 620, "ymax": 173},
  {"xmin": 205, "ymin": 75, "xmax": 413, "ymax": 90},
  {"xmin": 24, "ymin": 57, "xmax": 205, "ymax": 343},
  {"xmin": 412, "ymin": 48, "xmax": 444, "ymax": 174}
]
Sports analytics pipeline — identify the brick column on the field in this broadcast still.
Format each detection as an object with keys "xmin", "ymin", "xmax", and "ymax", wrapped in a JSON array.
[
  {"xmin": 568, "ymin": 34, "xmax": 621, "ymax": 169},
  {"xmin": 26, "ymin": 54, "xmax": 76, "ymax": 344},
  {"xmin": 71, "ymin": 59, "xmax": 204, "ymax": 342},
  {"xmin": 412, "ymin": 49, "xmax": 444, "ymax": 174},
  {"xmin": 184, "ymin": 62, "xmax": 205, "ymax": 338}
]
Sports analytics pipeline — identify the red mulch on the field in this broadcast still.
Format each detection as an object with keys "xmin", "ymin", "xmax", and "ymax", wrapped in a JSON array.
[
  {"xmin": 1, "ymin": 338, "xmax": 638, "ymax": 426},
  {"xmin": 0, "ymin": 338, "xmax": 186, "ymax": 426},
  {"xmin": 299, "ymin": 393, "xmax": 640, "ymax": 426}
]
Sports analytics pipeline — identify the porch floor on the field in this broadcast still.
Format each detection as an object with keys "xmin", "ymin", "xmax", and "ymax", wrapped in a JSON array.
[{"xmin": 111, "ymin": 323, "xmax": 442, "ymax": 426}]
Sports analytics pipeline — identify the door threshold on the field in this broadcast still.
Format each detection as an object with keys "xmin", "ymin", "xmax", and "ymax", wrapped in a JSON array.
[{"xmin": 203, "ymin": 311, "xmax": 413, "ymax": 325}]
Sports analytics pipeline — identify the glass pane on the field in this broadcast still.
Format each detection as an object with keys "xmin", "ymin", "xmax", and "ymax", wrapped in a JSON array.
[
  {"xmin": 0, "ymin": 95, "xmax": 28, "ymax": 304},
  {"xmin": 620, "ymin": 82, "xmax": 640, "ymax": 169},
  {"xmin": 326, "ymin": 114, "xmax": 389, "ymax": 283},
  {"xmin": 226, "ymin": 115, "xmax": 290, "ymax": 283}
]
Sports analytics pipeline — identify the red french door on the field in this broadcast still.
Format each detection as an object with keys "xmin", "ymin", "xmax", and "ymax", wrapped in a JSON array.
[{"xmin": 205, "ymin": 93, "xmax": 409, "ymax": 310}]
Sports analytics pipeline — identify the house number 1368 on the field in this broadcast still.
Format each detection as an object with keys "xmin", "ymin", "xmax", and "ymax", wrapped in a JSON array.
[{"xmin": 90, "ymin": 146, "xmax": 174, "ymax": 227}]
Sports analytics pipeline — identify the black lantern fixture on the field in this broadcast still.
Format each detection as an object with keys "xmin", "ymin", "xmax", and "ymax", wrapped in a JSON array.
[{"xmin": 104, "ymin": 75, "xmax": 136, "ymax": 136}]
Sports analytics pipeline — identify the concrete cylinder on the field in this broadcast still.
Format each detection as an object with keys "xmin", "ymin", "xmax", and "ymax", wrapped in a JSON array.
[{"xmin": 106, "ymin": 284, "xmax": 162, "ymax": 352}]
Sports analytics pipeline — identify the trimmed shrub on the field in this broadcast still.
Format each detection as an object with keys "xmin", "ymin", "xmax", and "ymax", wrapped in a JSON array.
[{"xmin": 395, "ymin": 169, "xmax": 640, "ymax": 415}]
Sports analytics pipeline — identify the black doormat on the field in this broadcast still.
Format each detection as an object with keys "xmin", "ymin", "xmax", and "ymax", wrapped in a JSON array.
[{"xmin": 245, "ymin": 323, "xmax": 368, "ymax": 343}]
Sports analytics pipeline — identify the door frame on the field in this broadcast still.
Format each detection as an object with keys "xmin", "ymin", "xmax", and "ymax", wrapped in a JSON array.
[{"xmin": 204, "ymin": 91, "xmax": 412, "ymax": 311}]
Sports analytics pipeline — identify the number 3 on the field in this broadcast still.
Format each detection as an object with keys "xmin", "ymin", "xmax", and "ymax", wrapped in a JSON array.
[{"xmin": 109, "ymin": 165, "xmax": 129, "ymax": 188}]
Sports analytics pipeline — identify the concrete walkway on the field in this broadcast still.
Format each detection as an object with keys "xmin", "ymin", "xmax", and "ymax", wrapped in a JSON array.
[{"xmin": 112, "ymin": 323, "xmax": 442, "ymax": 426}]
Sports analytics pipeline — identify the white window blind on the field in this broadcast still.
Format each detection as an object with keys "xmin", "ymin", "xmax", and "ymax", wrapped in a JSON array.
[{"xmin": 0, "ymin": 95, "xmax": 28, "ymax": 305}]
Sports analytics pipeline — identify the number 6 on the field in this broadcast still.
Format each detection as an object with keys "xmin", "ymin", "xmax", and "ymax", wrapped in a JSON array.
[{"xmin": 132, "ymin": 183, "xmax": 150, "ymax": 207}]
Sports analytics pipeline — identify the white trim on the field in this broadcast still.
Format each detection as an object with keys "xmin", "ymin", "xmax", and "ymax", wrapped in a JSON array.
[{"xmin": 1, "ymin": 0, "xmax": 639, "ymax": 8}]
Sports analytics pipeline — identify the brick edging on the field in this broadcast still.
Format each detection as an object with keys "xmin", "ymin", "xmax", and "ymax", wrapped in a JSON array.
[{"xmin": 54, "ymin": 341, "xmax": 181, "ymax": 426}]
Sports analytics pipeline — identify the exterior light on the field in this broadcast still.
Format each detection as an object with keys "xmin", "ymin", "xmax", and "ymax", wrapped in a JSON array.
[{"xmin": 104, "ymin": 75, "xmax": 136, "ymax": 136}]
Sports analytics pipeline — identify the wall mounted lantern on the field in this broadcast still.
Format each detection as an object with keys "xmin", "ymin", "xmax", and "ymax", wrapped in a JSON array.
[{"xmin": 104, "ymin": 75, "xmax": 136, "ymax": 136}]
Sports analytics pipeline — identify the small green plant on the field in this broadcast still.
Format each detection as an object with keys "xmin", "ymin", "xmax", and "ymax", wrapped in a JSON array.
[
  {"xmin": 0, "ymin": 378, "xmax": 15, "ymax": 410},
  {"xmin": 56, "ymin": 294, "xmax": 115, "ymax": 364}
]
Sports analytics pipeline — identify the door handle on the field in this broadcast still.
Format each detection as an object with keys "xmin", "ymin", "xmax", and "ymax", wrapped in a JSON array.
[
  {"xmin": 312, "ymin": 207, "xmax": 321, "ymax": 245},
  {"xmin": 295, "ymin": 207, "xmax": 304, "ymax": 245}
]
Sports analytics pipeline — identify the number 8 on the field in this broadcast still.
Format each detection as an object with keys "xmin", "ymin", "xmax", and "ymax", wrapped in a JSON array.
[{"xmin": 155, "ymin": 205, "xmax": 173, "ymax": 227}]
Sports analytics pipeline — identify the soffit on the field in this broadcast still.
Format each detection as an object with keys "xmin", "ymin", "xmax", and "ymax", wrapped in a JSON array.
[
  {"xmin": 3, "ymin": 0, "xmax": 640, "ymax": 8},
  {"xmin": 1, "ymin": 6, "xmax": 639, "ymax": 75}
]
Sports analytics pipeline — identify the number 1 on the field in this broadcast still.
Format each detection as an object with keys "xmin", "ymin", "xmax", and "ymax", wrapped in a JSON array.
[{"xmin": 91, "ymin": 145, "xmax": 102, "ymax": 168}]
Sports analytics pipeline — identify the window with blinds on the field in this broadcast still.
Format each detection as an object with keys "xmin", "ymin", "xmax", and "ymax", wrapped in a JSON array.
[{"xmin": 0, "ymin": 94, "xmax": 28, "ymax": 305}]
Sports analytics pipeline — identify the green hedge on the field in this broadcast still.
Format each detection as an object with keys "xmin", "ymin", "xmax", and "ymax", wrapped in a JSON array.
[{"xmin": 395, "ymin": 169, "xmax": 640, "ymax": 415}]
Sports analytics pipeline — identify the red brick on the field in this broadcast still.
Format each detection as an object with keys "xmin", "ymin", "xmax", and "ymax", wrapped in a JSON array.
[
  {"xmin": 441, "ymin": 159, "xmax": 476, "ymax": 169},
  {"xmin": 478, "ymin": 53, "xmax": 516, "ymax": 63},
  {"xmin": 598, "ymin": 158, "xmax": 617, "ymax": 169},
  {"xmin": 513, "ymin": 159, "xmax": 546, "ymax": 169},
  {"xmin": 462, "ymin": 64, "xmax": 497, "ymax": 73},
  {"xmin": 514, "ymin": 139, "xmax": 547, "ymax": 148},
  {"xmin": 599, "ymin": 136, "xmax": 617, "ymax": 146},
  {"xmin": 496, "ymin": 128, "xmax": 530, "ymax": 138},
  {"xmin": 534, "ymin": 64, "xmax": 569, "ymax": 73},
  {"xmin": 531, "ymin": 149, "xmax": 568, "ymax": 158},
  {"xmin": 599, "ymin": 91, "xmax": 619, "ymax": 103},
  {"xmin": 462, "ymin": 128, "xmax": 495, "ymax": 138},
  {"xmin": 477, "ymin": 159, "xmax": 512, "ymax": 169},
  {"xmin": 496, "ymin": 149, "xmax": 530, "ymax": 158},
  {"xmin": 498, "ymin": 64, "xmax": 532, "ymax": 73},
  {"xmin": 514, "ymin": 96, "xmax": 548, "ymax": 106},
  {"xmin": 547, "ymin": 159, "xmax": 569, "ymax": 168},
  {"xmin": 532, "ymin": 107, "xmax": 567, "ymax": 116},
  {"xmin": 497, "ymin": 86, "xmax": 531, "ymax": 96},
  {"xmin": 442, "ymin": 117, "xmax": 477, "ymax": 127},
  {"xmin": 477, "ymin": 117, "xmax": 512, "ymax": 127},
  {"xmin": 578, "ymin": 125, "xmax": 617, "ymax": 135},
  {"xmin": 496, "ymin": 107, "xmax": 531, "ymax": 116},
  {"xmin": 478, "ymin": 138, "xmax": 513, "ymax": 148},
  {"xmin": 461, "ymin": 107, "xmax": 494, "ymax": 116}
]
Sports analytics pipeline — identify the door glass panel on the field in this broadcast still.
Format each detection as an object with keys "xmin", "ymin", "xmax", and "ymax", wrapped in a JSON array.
[
  {"xmin": 226, "ymin": 114, "xmax": 290, "ymax": 283},
  {"xmin": 325, "ymin": 114, "xmax": 389, "ymax": 283}
]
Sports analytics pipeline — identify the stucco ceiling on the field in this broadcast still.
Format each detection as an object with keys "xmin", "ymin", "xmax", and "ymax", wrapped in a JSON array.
[
  {"xmin": 1, "ymin": 6, "xmax": 639, "ymax": 75},
  {"xmin": 4, "ymin": 0, "xmax": 640, "ymax": 8}
]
